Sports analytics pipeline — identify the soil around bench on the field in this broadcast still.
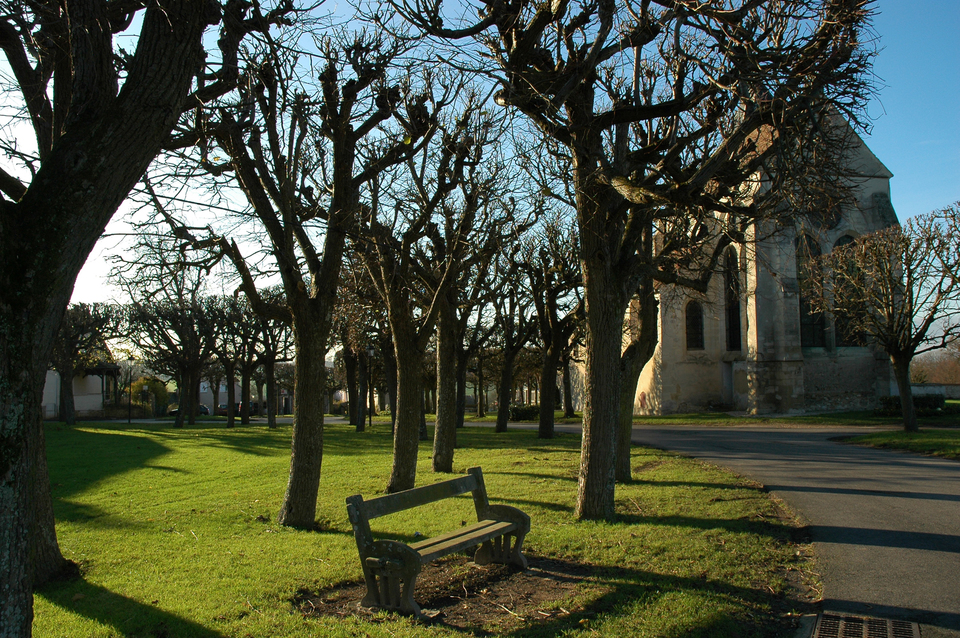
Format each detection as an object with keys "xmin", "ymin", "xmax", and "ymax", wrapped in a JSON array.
[{"xmin": 295, "ymin": 553, "xmax": 593, "ymax": 634}]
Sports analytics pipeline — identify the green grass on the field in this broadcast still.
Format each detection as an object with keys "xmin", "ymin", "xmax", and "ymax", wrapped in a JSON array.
[
  {"xmin": 629, "ymin": 402, "xmax": 960, "ymax": 428},
  {"xmin": 842, "ymin": 429, "xmax": 960, "ymax": 459},
  {"xmin": 36, "ymin": 421, "xmax": 815, "ymax": 637}
]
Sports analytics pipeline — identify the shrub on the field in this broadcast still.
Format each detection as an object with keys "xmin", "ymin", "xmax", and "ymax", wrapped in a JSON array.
[
  {"xmin": 876, "ymin": 394, "xmax": 945, "ymax": 416},
  {"xmin": 509, "ymin": 404, "xmax": 541, "ymax": 421}
]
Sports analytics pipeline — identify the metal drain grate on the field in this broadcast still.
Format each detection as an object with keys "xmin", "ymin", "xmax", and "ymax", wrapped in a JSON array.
[{"xmin": 813, "ymin": 613, "xmax": 920, "ymax": 638}]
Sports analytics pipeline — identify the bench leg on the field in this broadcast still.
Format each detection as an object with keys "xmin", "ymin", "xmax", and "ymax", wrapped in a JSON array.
[
  {"xmin": 361, "ymin": 557, "xmax": 422, "ymax": 615},
  {"xmin": 474, "ymin": 531, "xmax": 528, "ymax": 569}
]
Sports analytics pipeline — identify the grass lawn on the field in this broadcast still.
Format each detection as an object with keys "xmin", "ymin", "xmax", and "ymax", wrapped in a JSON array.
[
  {"xmin": 842, "ymin": 429, "xmax": 960, "ymax": 460},
  {"xmin": 36, "ymin": 421, "xmax": 816, "ymax": 637}
]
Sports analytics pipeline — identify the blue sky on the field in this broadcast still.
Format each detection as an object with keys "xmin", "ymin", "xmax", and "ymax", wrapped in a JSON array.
[
  {"xmin": 70, "ymin": 1, "xmax": 960, "ymax": 302},
  {"xmin": 864, "ymin": 0, "xmax": 960, "ymax": 220}
]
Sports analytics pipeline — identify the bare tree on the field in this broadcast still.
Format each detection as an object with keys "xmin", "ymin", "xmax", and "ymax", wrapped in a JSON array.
[
  {"xmin": 392, "ymin": 0, "xmax": 876, "ymax": 519},
  {"xmin": 361, "ymin": 89, "xmax": 504, "ymax": 487},
  {"xmin": 491, "ymin": 254, "xmax": 537, "ymax": 433},
  {"xmin": 151, "ymin": 29, "xmax": 435, "ymax": 528},
  {"xmin": 114, "ymin": 232, "xmax": 217, "ymax": 428},
  {"xmin": 804, "ymin": 205, "xmax": 960, "ymax": 432},
  {"xmin": 0, "ymin": 3, "xmax": 294, "ymax": 621},
  {"xmin": 50, "ymin": 304, "xmax": 121, "ymax": 425},
  {"xmin": 521, "ymin": 214, "xmax": 583, "ymax": 439}
]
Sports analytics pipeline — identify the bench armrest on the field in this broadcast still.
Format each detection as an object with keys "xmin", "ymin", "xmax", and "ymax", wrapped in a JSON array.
[{"xmin": 483, "ymin": 504, "xmax": 530, "ymax": 535}]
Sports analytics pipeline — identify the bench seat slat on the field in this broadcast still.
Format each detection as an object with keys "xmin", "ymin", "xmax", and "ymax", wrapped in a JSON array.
[
  {"xmin": 412, "ymin": 520, "xmax": 516, "ymax": 563},
  {"xmin": 361, "ymin": 474, "xmax": 479, "ymax": 520}
]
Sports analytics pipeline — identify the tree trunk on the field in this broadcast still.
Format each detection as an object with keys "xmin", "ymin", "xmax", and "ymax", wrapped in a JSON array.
[
  {"xmin": 455, "ymin": 356, "xmax": 468, "ymax": 429},
  {"xmin": 383, "ymin": 342, "xmax": 398, "ymax": 433},
  {"xmin": 617, "ymin": 290, "xmax": 658, "ymax": 483},
  {"xmin": 562, "ymin": 356, "xmax": 576, "ymax": 418},
  {"xmin": 495, "ymin": 352, "xmax": 517, "ymax": 432},
  {"xmin": 265, "ymin": 358, "xmax": 277, "ymax": 429},
  {"xmin": 187, "ymin": 368, "xmax": 200, "ymax": 425},
  {"xmin": 277, "ymin": 322, "xmax": 328, "ymax": 528},
  {"xmin": 892, "ymin": 355, "xmax": 919, "ymax": 433},
  {"xmin": 344, "ymin": 345, "xmax": 359, "ymax": 425},
  {"xmin": 356, "ymin": 352, "xmax": 368, "ymax": 432},
  {"xmin": 476, "ymin": 351, "xmax": 485, "ymax": 417},
  {"xmin": 1, "ymin": 353, "xmax": 41, "ymax": 637},
  {"xmin": 434, "ymin": 302, "xmax": 458, "ymax": 472},
  {"xmin": 538, "ymin": 347, "xmax": 560, "ymax": 439},
  {"xmin": 56, "ymin": 367, "xmax": 77, "ymax": 425},
  {"xmin": 0, "ymin": 5, "xmax": 215, "ymax": 630},
  {"xmin": 387, "ymin": 325, "xmax": 425, "ymax": 492},
  {"xmin": 210, "ymin": 375, "xmax": 221, "ymax": 421},
  {"xmin": 240, "ymin": 367, "xmax": 252, "ymax": 424},
  {"xmin": 225, "ymin": 363, "xmax": 237, "ymax": 429}
]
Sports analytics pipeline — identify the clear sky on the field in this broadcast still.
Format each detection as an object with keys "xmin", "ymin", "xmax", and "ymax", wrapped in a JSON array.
[
  {"xmin": 864, "ymin": 0, "xmax": 960, "ymax": 220},
  {"xmin": 69, "ymin": 0, "xmax": 960, "ymax": 303}
]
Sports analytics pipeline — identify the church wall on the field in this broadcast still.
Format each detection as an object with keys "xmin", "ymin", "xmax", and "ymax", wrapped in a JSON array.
[{"xmin": 801, "ymin": 348, "xmax": 887, "ymax": 411}]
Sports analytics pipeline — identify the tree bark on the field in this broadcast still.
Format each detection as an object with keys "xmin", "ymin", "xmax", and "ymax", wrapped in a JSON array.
[
  {"xmin": 538, "ymin": 347, "xmax": 560, "ymax": 439},
  {"xmin": 434, "ymin": 301, "xmax": 458, "ymax": 472},
  {"xmin": 495, "ymin": 352, "xmax": 518, "ymax": 432},
  {"xmin": 562, "ymin": 356, "xmax": 576, "ymax": 418},
  {"xmin": 277, "ymin": 320, "xmax": 328, "ymax": 528},
  {"xmin": 343, "ymin": 344, "xmax": 359, "ymax": 425},
  {"xmin": 56, "ymin": 367, "xmax": 77, "ymax": 425},
  {"xmin": 0, "ymin": 5, "xmax": 224, "ymax": 626},
  {"xmin": 387, "ymin": 321, "xmax": 425, "ymax": 492},
  {"xmin": 356, "ymin": 352, "xmax": 367, "ymax": 432},
  {"xmin": 240, "ymin": 366, "xmax": 252, "ymax": 424},
  {"xmin": 455, "ymin": 356, "xmax": 468, "ymax": 429},
  {"xmin": 617, "ymin": 289, "xmax": 658, "ymax": 483},
  {"xmin": 225, "ymin": 363, "xmax": 237, "ymax": 429},
  {"xmin": 383, "ymin": 341, "xmax": 398, "ymax": 432},
  {"xmin": 265, "ymin": 358, "xmax": 277, "ymax": 429},
  {"xmin": 892, "ymin": 355, "xmax": 919, "ymax": 433},
  {"xmin": 574, "ymin": 138, "xmax": 631, "ymax": 519}
]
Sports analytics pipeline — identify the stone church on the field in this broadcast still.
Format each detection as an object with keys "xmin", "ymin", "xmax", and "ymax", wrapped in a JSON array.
[{"xmin": 635, "ymin": 123, "xmax": 898, "ymax": 415}]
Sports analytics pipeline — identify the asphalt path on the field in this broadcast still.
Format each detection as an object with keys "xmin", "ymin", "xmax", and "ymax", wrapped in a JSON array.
[{"xmin": 617, "ymin": 424, "xmax": 960, "ymax": 635}]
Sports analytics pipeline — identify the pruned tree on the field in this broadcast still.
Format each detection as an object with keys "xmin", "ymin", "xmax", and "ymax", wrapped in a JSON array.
[
  {"xmin": 491, "ymin": 253, "xmax": 537, "ymax": 433},
  {"xmin": 151, "ymin": 28, "xmax": 436, "ymax": 528},
  {"xmin": 204, "ymin": 295, "xmax": 247, "ymax": 428},
  {"xmin": 114, "ymin": 232, "xmax": 217, "ymax": 429},
  {"xmin": 360, "ymin": 87, "xmax": 503, "ymax": 487},
  {"xmin": 522, "ymin": 214, "xmax": 583, "ymax": 439},
  {"xmin": 392, "ymin": 0, "xmax": 876, "ymax": 519},
  {"xmin": 49, "ymin": 303, "xmax": 121, "ymax": 425},
  {"xmin": 0, "ymin": 2, "xmax": 295, "ymax": 618},
  {"xmin": 804, "ymin": 204, "xmax": 960, "ymax": 432}
]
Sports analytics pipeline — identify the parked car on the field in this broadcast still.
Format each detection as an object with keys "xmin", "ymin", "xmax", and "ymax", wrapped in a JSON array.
[{"xmin": 167, "ymin": 404, "xmax": 210, "ymax": 416}]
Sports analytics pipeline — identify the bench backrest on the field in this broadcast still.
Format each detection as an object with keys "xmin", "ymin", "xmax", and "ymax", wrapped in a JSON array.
[{"xmin": 346, "ymin": 467, "xmax": 490, "ymax": 550}]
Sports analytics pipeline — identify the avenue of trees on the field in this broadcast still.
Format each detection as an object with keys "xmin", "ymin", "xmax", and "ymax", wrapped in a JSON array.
[{"xmin": 0, "ymin": 1, "xmax": 901, "ymax": 634}]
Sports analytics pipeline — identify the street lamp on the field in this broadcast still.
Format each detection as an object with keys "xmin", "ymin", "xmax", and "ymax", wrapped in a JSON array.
[{"xmin": 366, "ymin": 345, "xmax": 375, "ymax": 431}]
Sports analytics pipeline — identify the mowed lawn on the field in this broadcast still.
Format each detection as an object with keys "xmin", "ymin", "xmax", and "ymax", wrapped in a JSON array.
[
  {"xmin": 36, "ymin": 421, "xmax": 815, "ymax": 637},
  {"xmin": 844, "ymin": 428, "xmax": 960, "ymax": 460}
]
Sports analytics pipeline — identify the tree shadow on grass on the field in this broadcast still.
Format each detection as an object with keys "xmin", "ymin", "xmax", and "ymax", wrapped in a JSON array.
[
  {"xmin": 47, "ymin": 424, "xmax": 171, "ymax": 501},
  {"xmin": 38, "ymin": 578, "xmax": 226, "ymax": 638}
]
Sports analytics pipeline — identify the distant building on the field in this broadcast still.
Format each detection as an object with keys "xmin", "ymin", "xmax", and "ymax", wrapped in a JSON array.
[
  {"xmin": 636, "ymin": 121, "xmax": 898, "ymax": 414},
  {"xmin": 41, "ymin": 363, "xmax": 120, "ymax": 420}
]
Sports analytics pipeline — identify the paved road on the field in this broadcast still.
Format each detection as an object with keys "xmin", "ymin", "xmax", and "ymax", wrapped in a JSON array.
[{"xmin": 625, "ymin": 425, "xmax": 960, "ymax": 635}]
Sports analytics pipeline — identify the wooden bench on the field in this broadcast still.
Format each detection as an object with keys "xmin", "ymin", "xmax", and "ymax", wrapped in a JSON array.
[{"xmin": 345, "ymin": 467, "xmax": 530, "ymax": 615}]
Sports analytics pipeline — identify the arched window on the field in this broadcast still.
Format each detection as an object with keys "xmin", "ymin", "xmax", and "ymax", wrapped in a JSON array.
[
  {"xmin": 797, "ymin": 235, "xmax": 826, "ymax": 347},
  {"xmin": 686, "ymin": 301, "xmax": 704, "ymax": 350},
  {"xmin": 724, "ymin": 248, "xmax": 742, "ymax": 351},
  {"xmin": 832, "ymin": 235, "xmax": 865, "ymax": 346}
]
